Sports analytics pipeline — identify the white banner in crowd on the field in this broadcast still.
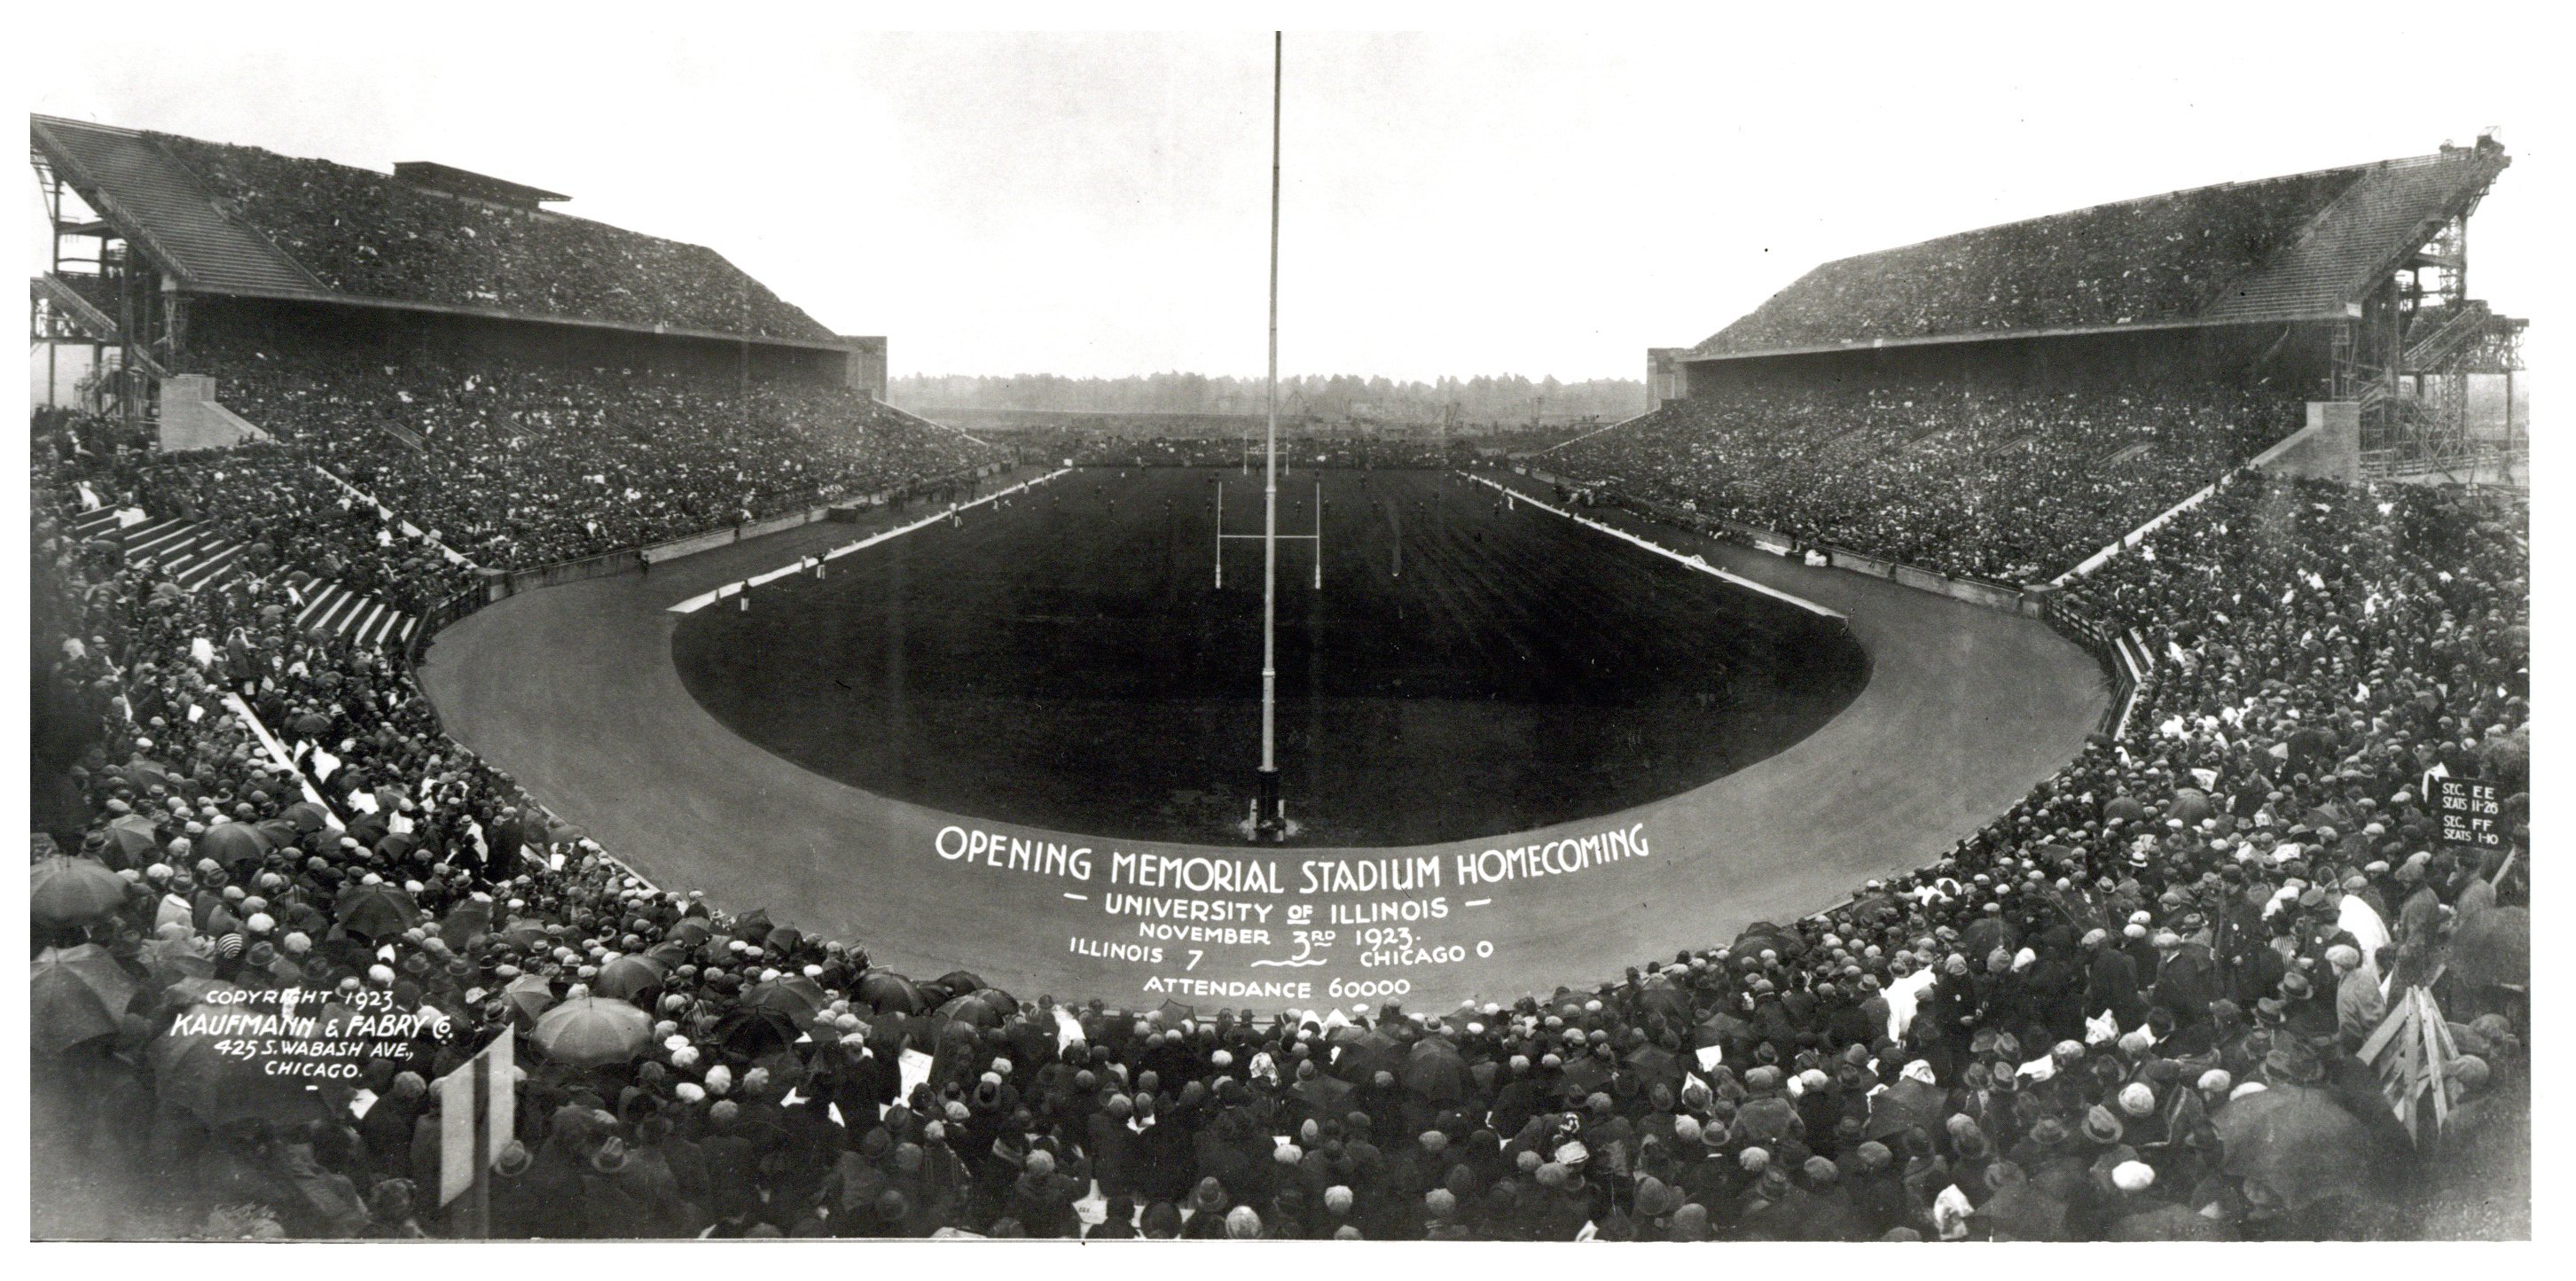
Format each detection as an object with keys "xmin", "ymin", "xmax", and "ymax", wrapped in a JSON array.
[{"xmin": 436, "ymin": 1033, "xmax": 515, "ymax": 1208}]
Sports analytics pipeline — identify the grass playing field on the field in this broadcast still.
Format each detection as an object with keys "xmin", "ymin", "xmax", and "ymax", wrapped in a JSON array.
[{"xmin": 670, "ymin": 466, "xmax": 1867, "ymax": 846}]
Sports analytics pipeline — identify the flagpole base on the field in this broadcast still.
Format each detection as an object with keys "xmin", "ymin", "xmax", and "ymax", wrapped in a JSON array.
[{"xmin": 1254, "ymin": 769, "xmax": 1284, "ymax": 842}]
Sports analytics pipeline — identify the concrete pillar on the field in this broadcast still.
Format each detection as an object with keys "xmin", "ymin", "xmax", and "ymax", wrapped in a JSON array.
[
  {"xmin": 1646, "ymin": 348, "xmax": 1688, "ymax": 405},
  {"xmin": 842, "ymin": 336, "xmax": 889, "ymax": 401}
]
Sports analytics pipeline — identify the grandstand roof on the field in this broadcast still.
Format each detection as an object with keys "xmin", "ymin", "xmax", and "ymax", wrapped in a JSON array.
[
  {"xmin": 392, "ymin": 160, "xmax": 570, "ymax": 208},
  {"xmin": 30, "ymin": 113, "xmax": 854, "ymax": 352},
  {"xmin": 1687, "ymin": 140, "xmax": 2510, "ymax": 362}
]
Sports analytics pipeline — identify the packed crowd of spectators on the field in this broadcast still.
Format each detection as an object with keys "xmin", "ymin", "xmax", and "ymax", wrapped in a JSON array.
[
  {"xmin": 194, "ymin": 340, "xmax": 1011, "ymax": 570},
  {"xmin": 153, "ymin": 133, "xmax": 834, "ymax": 342},
  {"xmin": 1698, "ymin": 166, "xmax": 2365, "ymax": 354},
  {"xmin": 1072, "ymin": 434, "xmax": 1474, "ymax": 470},
  {"xmin": 1550, "ymin": 377, "xmax": 2302, "ymax": 582},
  {"xmin": 30, "ymin": 377, "xmax": 2528, "ymax": 1239}
]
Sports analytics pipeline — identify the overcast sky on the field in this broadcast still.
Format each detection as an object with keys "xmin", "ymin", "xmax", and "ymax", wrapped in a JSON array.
[{"xmin": 22, "ymin": 5, "xmax": 2556, "ymax": 383}]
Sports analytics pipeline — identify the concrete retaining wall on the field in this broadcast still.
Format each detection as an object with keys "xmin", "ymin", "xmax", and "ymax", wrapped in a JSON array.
[
  {"xmin": 2253, "ymin": 404, "xmax": 2361, "ymax": 483},
  {"xmin": 1826, "ymin": 548, "xmax": 1894, "ymax": 580},
  {"xmin": 157, "ymin": 376, "xmax": 270, "ymax": 451}
]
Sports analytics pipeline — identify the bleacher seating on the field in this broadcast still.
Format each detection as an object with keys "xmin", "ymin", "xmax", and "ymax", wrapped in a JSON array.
[
  {"xmin": 193, "ymin": 340, "xmax": 1011, "ymax": 569},
  {"xmin": 150, "ymin": 129, "xmax": 833, "ymax": 340},
  {"xmin": 1699, "ymin": 168, "xmax": 2366, "ymax": 354},
  {"xmin": 1547, "ymin": 378, "xmax": 2299, "ymax": 582}
]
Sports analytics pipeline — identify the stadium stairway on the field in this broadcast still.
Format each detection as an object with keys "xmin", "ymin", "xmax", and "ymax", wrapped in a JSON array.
[
  {"xmin": 65, "ymin": 506, "xmax": 419, "ymax": 648},
  {"xmin": 290, "ymin": 580, "xmax": 419, "ymax": 649},
  {"xmin": 2403, "ymin": 300, "xmax": 2496, "ymax": 370},
  {"xmin": 31, "ymin": 116, "xmax": 331, "ymax": 296},
  {"xmin": 2203, "ymin": 150, "xmax": 2506, "ymax": 323},
  {"xmin": 32, "ymin": 272, "xmax": 170, "ymax": 376}
]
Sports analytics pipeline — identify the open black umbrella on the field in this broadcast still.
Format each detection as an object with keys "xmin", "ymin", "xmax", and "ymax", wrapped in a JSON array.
[
  {"xmin": 1558, "ymin": 1054, "xmax": 1612, "ymax": 1097},
  {"xmin": 933, "ymin": 988, "xmax": 1015, "ymax": 1033},
  {"xmin": 1731, "ymin": 921, "xmax": 1805, "ymax": 961},
  {"xmin": 32, "ymin": 856, "xmax": 130, "ymax": 929},
  {"xmin": 1625, "ymin": 1043, "xmax": 1683, "ymax": 1091},
  {"xmin": 1977, "ymin": 1183, "xmax": 2069, "ymax": 1241},
  {"xmin": 1291, "ymin": 1070, "xmax": 1357, "ymax": 1116},
  {"xmin": 34, "ymin": 944, "xmax": 137, "ymax": 1056},
  {"xmin": 1333, "ymin": 1028, "xmax": 1405, "ymax": 1082},
  {"xmin": 494, "ymin": 918, "xmax": 551, "ymax": 949},
  {"xmin": 1689, "ymin": 1011, "xmax": 1749, "ymax": 1051},
  {"xmin": 743, "ymin": 974, "xmax": 829, "ymax": 1025},
  {"xmin": 2213, "ymin": 1084, "xmax": 2382, "ymax": 1213},
  {"xmin": 2447, "ymin": 905, "xmax": 2527, "ymax": 996},
  {"xmin": 153, "ymin": 996, "xmax": 351, "ymax": 1124},
  {"xmin": 1844, "ymin": 892, "xmax": 1902, "ymax": 930},
  {"xmin": 441, "ymin": 896, "xmax": 496, "ymax": 949},
  {"xmin": 855, "ymin": 969, "xmax": 928, "ymax": 1016},
  {"xmin": 279, "ymin": 801, "xmax": 333, "ymax": 834},
  {"xmin": 1630, "ymin": 972, "xmax": 1687, "ymax": 1017},
  {"xmin": 120, "ymin": 756, "xmax": 178, "ymax": 792},
  {"xmin": 498, "ymin": 973, "xmax": 557, "ymax": 1028},
  {"xmin": 1864, "ymin": 1076, "xmax": 1947, "ymax": 1141},
  {"xmin": 716, "ymin": 1005, "xmax": 803, "ymax": 1058},
  {"xmin": 1401, "ymin": 1036, "xmax": 1468, "ymax": 1102},
  {"xmin": 196, "ymin": 822, "xmax": 270, "ymax": 871},
  {"xmin": 104, "ymin": 815, "xmax": 161, "ymax": 863},
  {"xmin": 593, "ymin": 954, "xmax": 668, "ymax": 1002},
  {"xmin": 334, "ymin": 882, "xmax": 419, "ymax": 940},
  {"xmin": 343, "ymin": 811, "xmax": 391, "ymax": 848}
]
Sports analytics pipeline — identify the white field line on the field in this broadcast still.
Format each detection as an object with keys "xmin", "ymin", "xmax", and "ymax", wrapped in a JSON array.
[
  {"xmin": 669, "ymin": 469, "xmax": 1072, "ymax": 613},
  {"xmin": 1536, "ymin": 408, "xmax": 1656, "ymax": 455},
  {"xmin": 1459, "ymin": 471, "xmax": 1844, "ymax": 621}
]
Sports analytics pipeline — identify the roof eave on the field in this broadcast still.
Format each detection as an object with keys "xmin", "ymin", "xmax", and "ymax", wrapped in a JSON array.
[
  {"xmin": 176, "ymin": 283, "xmax": 859, "ymax": 352},
  {"xmin": 1679, "ymin": 312, "xmax": 2349, "ymax": 363}
]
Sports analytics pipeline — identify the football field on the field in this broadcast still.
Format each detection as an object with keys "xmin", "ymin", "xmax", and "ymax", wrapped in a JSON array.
[{"xmin": 671, "ymin": 466, "xmax": 1867, "ymax": 847}]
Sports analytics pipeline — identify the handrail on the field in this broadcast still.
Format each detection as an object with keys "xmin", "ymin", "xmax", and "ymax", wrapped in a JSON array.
[{"xmin": 2403, "ymin": 300, "xmax": 2494, "ymax": 369}]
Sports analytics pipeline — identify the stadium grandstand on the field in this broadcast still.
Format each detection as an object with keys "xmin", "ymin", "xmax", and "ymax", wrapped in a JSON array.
[
  {"xmin": 1608, "ymin": 136, "xmax": 2522, "ymax": 519},
  {"xmin": 28, "ymin": 110, "xmax": 2530, "ymax": 1246},
  {"xmin": 29, "ymin": 114, "xmax": 1007, "ymax": 621}
]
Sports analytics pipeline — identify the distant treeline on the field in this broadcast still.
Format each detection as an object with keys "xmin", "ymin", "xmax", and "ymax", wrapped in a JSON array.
[{"xmin": 891, "ymin": 372, "xmax": 1648, "ymax": 424}]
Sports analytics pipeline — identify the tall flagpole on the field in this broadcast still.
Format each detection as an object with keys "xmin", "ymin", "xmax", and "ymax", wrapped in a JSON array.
[{"xmin": 1256, "ymin": 31, "xmax": 1284, "ymax": 840}]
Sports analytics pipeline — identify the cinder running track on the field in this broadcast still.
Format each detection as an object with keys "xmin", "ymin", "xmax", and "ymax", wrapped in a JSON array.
[{"xmin": 419, "ymin": 467, "xmax": 2107, "ymax": 1013}]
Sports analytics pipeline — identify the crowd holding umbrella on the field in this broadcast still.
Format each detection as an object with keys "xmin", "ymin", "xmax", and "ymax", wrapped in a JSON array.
[
  {"xmin": 34, "ymin": 944, "xmax": 137, "ymax": 1056},
  {"xmin": 2214, "ymin": 1085, "xmax": 2391, "ymax": 1215},
  {"xmin": 22, "ymin": 404, "xmax": 2531, "ymax": 1240},
  {"xmin": 531, "ymin": 996, "xmax": 653, "ymax": 1067},
  {"xmin": 32, "ymin": 855, "xmax": 129, "ymax": 929}
]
